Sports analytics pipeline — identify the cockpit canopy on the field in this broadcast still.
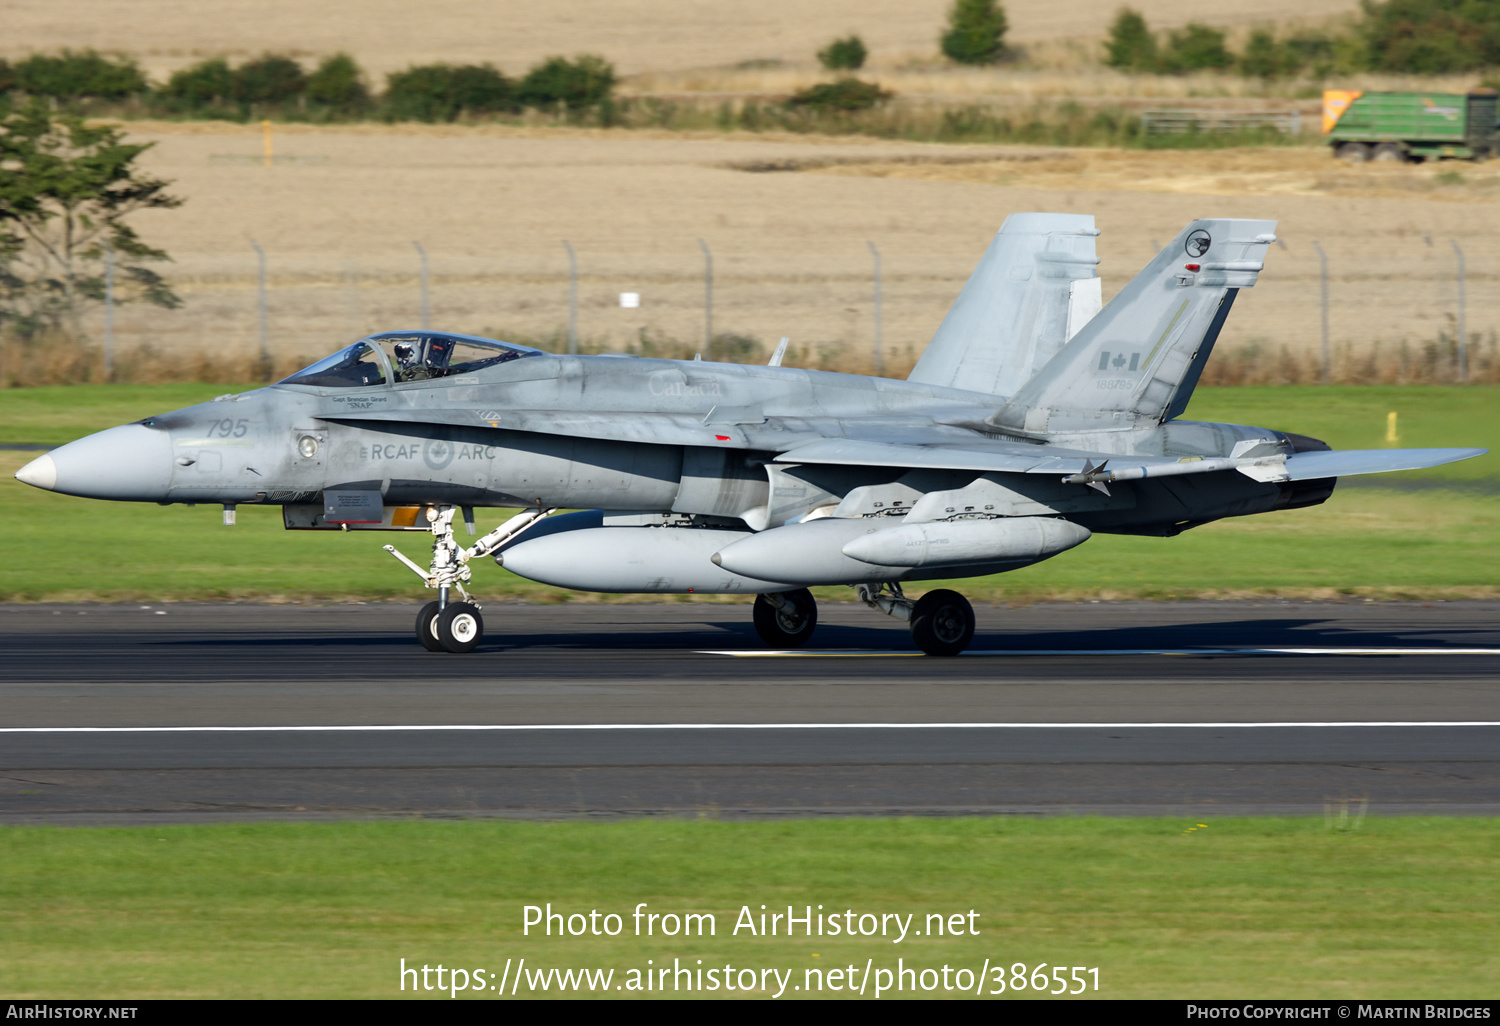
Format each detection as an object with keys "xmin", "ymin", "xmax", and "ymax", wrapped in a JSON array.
[{"xmin": 279, "ymin": 332, "xmax": 543, "ymax": 388}]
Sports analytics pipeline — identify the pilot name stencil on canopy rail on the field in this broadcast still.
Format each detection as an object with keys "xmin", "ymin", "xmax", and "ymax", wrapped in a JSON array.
[{"xmin": 16, "ymin": 215, "xmax": 1485, "ymax": 656}]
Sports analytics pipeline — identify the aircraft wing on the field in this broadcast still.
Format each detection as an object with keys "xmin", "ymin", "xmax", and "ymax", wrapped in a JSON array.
[
  {"xmin": 1281, "ymin": 448, "xmax": 1486, "ymax": 480},
  {"xmin": 775, "ymin": 439, "xmax": 1488, "ymax": 485}
]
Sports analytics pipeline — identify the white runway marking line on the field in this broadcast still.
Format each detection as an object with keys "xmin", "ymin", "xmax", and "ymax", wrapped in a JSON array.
[
  {"xmin": 2, "ymin": 722, "xmax": 1499, "ymax": 733},
  {"xmin": 699, "ymin": 647, "xmax": 1500, "ymax": 658}
]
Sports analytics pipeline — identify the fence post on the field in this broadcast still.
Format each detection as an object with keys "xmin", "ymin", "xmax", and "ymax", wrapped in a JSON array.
[
  {"xmin": 412, "ymin": 241, "xmax": 429, "ymax": 330},
  {"xmin": 250, "ymin": 240, "xmax": 270, "ymax": 381},
  {"xmin": 1451, "ymin": 240, "xmax": 1467, "ymax": 382},
  {"xmin": 698, "ymin": 239, "xmax": 714, "ymax": 361},
  {"xmin": 867, "ymin": 241, "xmax": 883, "ymax": 377},
  {"xmin": 103, "ymin": 244, "xmax": 115, "ymax": 381},
  {"xmin": 1312, "ymin": 241, "xmax": 1330, "ymax": 384},
  {"xmin": 345, "ymin": 260, "xmax": 359, "ymax": 339},
  {"xmin": 563, "ymin": 240, "xmax": 578, "ymax": 355}
]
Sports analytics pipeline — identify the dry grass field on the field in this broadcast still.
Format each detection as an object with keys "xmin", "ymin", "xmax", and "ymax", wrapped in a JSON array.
[
  {"xmin": 19, "ymin": 119, "xmax": 1493, "ymax": 385},
  {"xmin": 2, "ymin": 0, "xmax": 1367, "ymax": 80},
  {"xmin": 4, "ymin": 0, "xmax": 1496, "ymax": 384}
]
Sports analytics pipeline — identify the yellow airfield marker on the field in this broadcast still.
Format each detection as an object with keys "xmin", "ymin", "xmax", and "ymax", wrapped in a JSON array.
[{"xmin": 1386, "ymin": 411, "xmax": 1399, "ymax": 443}]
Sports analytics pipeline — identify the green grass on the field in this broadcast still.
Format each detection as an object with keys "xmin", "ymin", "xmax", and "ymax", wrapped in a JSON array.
[
  {"xmin": 0, "ymin": 817, "xmax": 1495, "ymax": 998},
  {"xmin": 0, "ymin": 383, "xmax": 246, "ymax": 447},
  {"xmin": 2, "ymin": 384, "xmax": 1495, "ymax": 602}
]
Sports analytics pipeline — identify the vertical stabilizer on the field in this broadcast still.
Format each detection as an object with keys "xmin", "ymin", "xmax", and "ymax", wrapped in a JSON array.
[
  {"xmin": 908, "ymin": 213, "xmax": 1100, "ymax": 395},
  {"xmin": 991, "ymin": 218, "xmax": 1276, "ymax": 434}
]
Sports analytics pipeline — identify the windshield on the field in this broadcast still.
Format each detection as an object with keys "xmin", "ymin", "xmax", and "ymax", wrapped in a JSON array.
[
  {"xmin": 374, "ymin": 332, "xmax": 540, "ymax": 383},
  {"xmin": 278, "ymin": 341, "xmax": 388, "ymax": 388}
]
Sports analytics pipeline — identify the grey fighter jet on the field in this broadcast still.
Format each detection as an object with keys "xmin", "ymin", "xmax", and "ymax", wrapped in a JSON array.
[{"xmin": 15, "ymin": 216, "xmax": 1485, "ymax": 655}]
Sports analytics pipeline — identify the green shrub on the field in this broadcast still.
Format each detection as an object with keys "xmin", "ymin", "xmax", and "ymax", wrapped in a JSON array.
[
  {"xmin": 787, "ymin": 77, "xmax": 892, "ymax": 111},
  {"xmin": 941, "ymin": 0, "xmax": 1008, "ymax": 65},
  {"xmin": 383, "ymin": 63, "xmax": 515, "ymax": 122},
  {"xmin": 12, "ymin": 50, "xmax": 147, "ymax": 100},
  {"xmin": 231, "ymin": 55, "xmax": 306, "ymax": 106},
  {"xmin": 305, "ymin": 53, "xmax": 370, "ymax": 115},
  {"xmin": 1161, "ymin": 23, "xmax": 1233, "ymax": 73},
  {"xmin": 1239, "ymin": 29, "xmax": 1284, "ymax": 79},
  {"xmin": 817, "ymin": 35, "xmax": 868, "ymax": 71},
  {"xmin": 1280, "ymin": 31, "xmax": 1340, "ymax": 76},
  {"xmin": 1362, "ymin": 0, "xmax": 1500, "ymax": 73},
  {"xmin": 156, "ymin": 58, "xmax": 236, "ymax": 115},
  {"xmin": 0, "ymin": 60, "xmax": 14, "ymax": 95},
  {"xmin": 517, "ymin": 55, "xmax": 615, "ymax": 109},
  {"xmin": 1104, "ymin": 9, "xmax": 1158, "ymax": 71},
  {"xmin": 449, "ymin": 64, "xmax": 518, "ymax": 113}
]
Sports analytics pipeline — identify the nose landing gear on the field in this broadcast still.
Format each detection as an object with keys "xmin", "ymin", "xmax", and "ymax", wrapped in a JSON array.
[{"xmin": 387, "ymin": 504, "xmax": 555, "ymax": 652}]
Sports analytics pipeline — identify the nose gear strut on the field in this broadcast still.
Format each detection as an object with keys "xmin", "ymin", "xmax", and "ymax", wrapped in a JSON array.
[{"xmin": 385, "ymin": 504, "xmax": 556, "ymax": 652}]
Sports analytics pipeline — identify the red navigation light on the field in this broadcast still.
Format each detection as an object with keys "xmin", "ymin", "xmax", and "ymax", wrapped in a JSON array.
[{"xmin": 1185, "ymin": 263, "xmax": 1200, "ymax": 271}]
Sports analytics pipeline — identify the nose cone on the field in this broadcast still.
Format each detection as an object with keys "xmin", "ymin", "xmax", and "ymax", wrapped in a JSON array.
[
  {"xmin": 18, "ymin": 423, "xmax": 174, "ymax": 501},
  {"xmin": 15, "ymin": 454, "xmax": 57, "ymax": 490}
]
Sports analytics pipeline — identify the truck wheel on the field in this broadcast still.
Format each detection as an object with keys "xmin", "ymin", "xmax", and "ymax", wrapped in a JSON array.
[
  {"xmin": 1372, "ymin": 143, "xmax": 1405, "ymax": 163},
  {"xmin": 1337, "ymin": 142, "xmax": 1371, "ymax": 163}
]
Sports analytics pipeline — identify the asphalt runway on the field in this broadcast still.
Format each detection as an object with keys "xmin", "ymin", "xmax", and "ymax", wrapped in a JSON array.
[{"xmin": 2, "ymin": 600, "xmax": 1498, "ymax": 822}]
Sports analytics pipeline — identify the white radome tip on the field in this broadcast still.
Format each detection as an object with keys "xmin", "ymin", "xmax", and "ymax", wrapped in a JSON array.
[{"xmin": 15, "ymin": 454, "xmax": 57, "ymax": 491}]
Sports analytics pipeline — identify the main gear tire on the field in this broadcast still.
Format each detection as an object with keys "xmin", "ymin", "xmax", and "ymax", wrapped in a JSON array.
[
  {"xmin": 910, "ymin": 589, "xmax": 975, "ymax": 657},
  {"xmin": 752, "ymin": 589, "xmax": 818, "ymax": 648},
  {"xmin": 436, "ymin": 602, "xmax": 484, "ymax": 654},
  {"xmin": 416, "ymin": 600, "xmax": 444, "ymax": 652}
]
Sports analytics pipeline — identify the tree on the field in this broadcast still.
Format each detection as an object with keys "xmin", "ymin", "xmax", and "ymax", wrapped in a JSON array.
[
  {"xmin": 818, "ymin": 35, "xmax": 869, "ymax": 71},
  {"xmin": 306, "ymin": 53, "xmax": 371, "ymax": 116},
  {"xmin": 517, "ymin": 55, "xmax": 616, "ymax": 109},
  {"xmin": 383, "ymin": 64, "xmax": 515, "ymax": 122},
  {"xmin": 156, "ymin": 58, "xmax": 236, "ymax": 116},
  {"xmin": 941, "ymin": 0, "xmax": 1008, "ymax": 65},
  {"xmin": 232, "ymin": 55, "xmax": 307, "ymax": 107},
  {"xmin": 12, "ymin": 50, "xmax": 147, "ymax": 102},
  {"xmin": 1161, "ymin": 23, "xmax": 1233, "ymax": 73},
  {"xmin": 0, "ymin": 103, "xmax": 182, "ymax": 341},
  {"xmin": 1104, "ymin": 9, "xmax": 1159, "ymax": 71},
  {"xmin": 1239, "ymin": 29, "xmax": 1284, "ymax": 79},
  {"xmin": 1361, "ymin": 0, "xmax": 1500, "ymax": 73}
]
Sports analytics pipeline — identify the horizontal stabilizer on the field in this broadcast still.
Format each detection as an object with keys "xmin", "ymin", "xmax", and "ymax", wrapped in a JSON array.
[{"xmin": 1282, "ymin": 448, "xmax": 1487, "ymax": 481}]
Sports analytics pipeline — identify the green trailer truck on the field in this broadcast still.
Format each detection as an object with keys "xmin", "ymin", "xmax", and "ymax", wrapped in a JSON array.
[{"xmin": 1323, "ymin": 89, "xmax": 1498, "ymax": 162}]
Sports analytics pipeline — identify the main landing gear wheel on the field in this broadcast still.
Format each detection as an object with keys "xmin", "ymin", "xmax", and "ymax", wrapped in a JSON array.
[
  {"xmin": 435, "ymin": 602, "xmax": 484, "ymax": 653},
  {"xmin": 910, "ymin": 589, "xmax": 975, "ymax": 657},
  {"xmin": 416, "ymin": 601, "xmax": 444, "ymax": 652},
  {"xmin": 753, "ymin": 589, "xmax": 818, "ymax": 648}
]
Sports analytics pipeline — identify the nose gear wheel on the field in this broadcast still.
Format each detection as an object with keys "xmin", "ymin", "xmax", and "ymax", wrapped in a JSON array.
[
  {"xmin": 415, "ymin": 600, "xmax": 444, "ymax": 652},
  {"xmin": 436, "ymin": 602, "xmax": 483, "ymax": 653}
]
